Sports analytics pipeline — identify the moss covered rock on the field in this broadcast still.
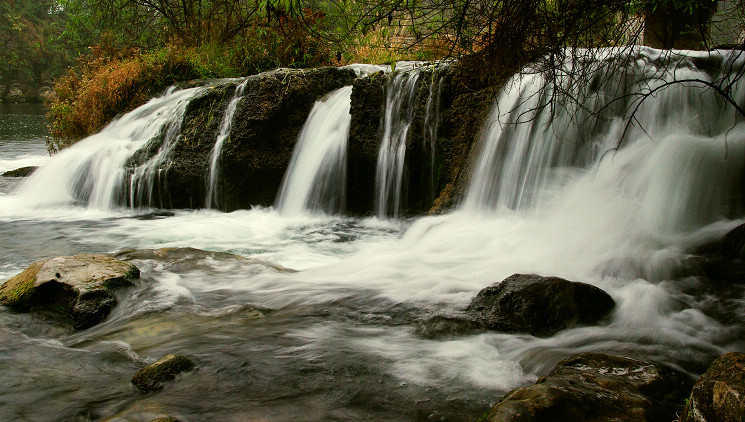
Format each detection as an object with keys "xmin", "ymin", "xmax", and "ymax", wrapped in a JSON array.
[
  {"xmin": 132, "ymin": 354, "xmax": 195, "ymax": 392},
  {"xmin": 0, "ymin": 254, "xmax": 140, "ymax": 329},
  {"xmin": 682, "ymin": 352, "xmax": 745, "ymax": 422}
]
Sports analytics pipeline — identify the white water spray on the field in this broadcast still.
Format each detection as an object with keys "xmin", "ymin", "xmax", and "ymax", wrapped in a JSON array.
[
  {"xmin": 19, "ymin": 87, "xmax": 205, "ymax": 209},
  {"xmin": 206, "ymin": 79, "xmax": 250, "ymax": 209},
  {"xmin": 276, "ymin": 86, "xmax": 353, "ymax": 216},
  {"xmin": 463, "ymin": 47, "xmax": 745, "ymax": 233},
  {"xmin": 375, "ymin": 70, "xmax": 422, "ymax": 219}
]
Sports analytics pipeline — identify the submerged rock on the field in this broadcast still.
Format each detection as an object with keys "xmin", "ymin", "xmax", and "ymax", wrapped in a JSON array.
[
  {"xmin": 692, "ymin": 223, "xmax": 745, "ymax": 286},
  {"xmin": 99, "ymin": 402, "xmax": 181, "ymax": 422},
  {"xmin": 484, "ymin": 352, "xmax": 692, "ymax": 422},
  {"xmin": 114, "ymin": 247, "xmax": 295, "ymax": 273},
  {"xmin": 681, "ymin": 352, "xmax": 745, "ymax": 422},
  {"xmin": 0, "ymin": 254, "xmax": 140, "ymax": 329},
  {"xmin": 2, "ymin": 166, "xmax": 38, "ymax": 177},
  {"xmin": 466, "ymin": 274, "xmax": 615, "ymax": 337},
  {"xmin": 132, "ymin": 354, "xmax": 195, "ymax": 392}
]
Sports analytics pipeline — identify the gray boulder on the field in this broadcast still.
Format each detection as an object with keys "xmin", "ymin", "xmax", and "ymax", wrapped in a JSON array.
[
  {"xmin": 467, "ymin": 273, "xmax": 615, "ymax": 337},
  {"xmin": 0, "ymin": 254, "xmax": 140, "ymax": 328}
]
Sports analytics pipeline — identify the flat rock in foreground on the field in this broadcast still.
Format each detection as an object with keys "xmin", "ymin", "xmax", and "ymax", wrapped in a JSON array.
[
  {"xmin": 484, "ymin": 352, "xmax": 692, "ymax": 422},
  {"xmin": 0, "ymin": 254, "xmax": 140, "ymax": 328}
]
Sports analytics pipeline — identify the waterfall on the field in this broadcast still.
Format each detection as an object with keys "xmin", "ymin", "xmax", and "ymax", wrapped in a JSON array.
[
  {"xmin": 375, "ymin": 70, "xmax": 422, "ymax": 219},
  {"xmin": 275, "ymin": 86, "xmax": 353, "ymax": 215},
  {"xmin": 19, "ymin": 87, "xmax": 205, "ymax": 209},
  {"xmin": 206, "ymin": 79, "xmax": 250, "ymax": 209},
  {"xmin": 462, "ymin": 47, "xmax": 745, "ymax": 232}
]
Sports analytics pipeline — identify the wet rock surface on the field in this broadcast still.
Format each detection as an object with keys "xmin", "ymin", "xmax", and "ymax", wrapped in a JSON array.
[
  {"xmin": 0, "ymin": 254, "xmax": 140, "ymax": 329},
  {"xmin": 131, "ymin": 354, "xmax": 195, "ymax": 392},
  {"xmin": 681, "ymin": 352, "xmax": 745, "ymax": 422},
  {"xmin": 466, "ymin": 273, "xmax": 616, "ymax": 337},
  {"xmin": 152, "ymin": 67, "xmax": 357, "ymax": 210},
  {"xmin": 485, "ymin": 352, "xmax": 693, "ymax": 422},
  {"xmin": 1, "ymin": 166, "xmax": 38, "ymax": 177},
  {"xmin": 114, "ymin": 247, "xmax": 295, "ymax": 273},
  {"xmin": 692, "ymin": 223, "xmax": 745, "ymax": 286}
]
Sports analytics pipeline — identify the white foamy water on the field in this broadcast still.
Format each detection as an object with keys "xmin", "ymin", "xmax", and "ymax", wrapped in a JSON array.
[
  {"xmin": 276, "ymin": 86, "xmax": 353, "ymax": 216},
  {"xmin": 206, "ymin": 79, "xmax": 250, "ymax": 209},
  {"xmin": 16, "ymin": 87, "xmax": 205, "ymax": 209}
]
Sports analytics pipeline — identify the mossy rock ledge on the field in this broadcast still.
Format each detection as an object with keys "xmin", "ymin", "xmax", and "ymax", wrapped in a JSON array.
[
  {"xmin": 483, "ymin": 352, "xmax": 692, "ymax": 422},
  {"xmin": 681, "ymin": 352, "xmax": 745, "ymax": 422},
  {"xmin": 0, "ymin": 254, "xmax": 140, "ymax": 329}
]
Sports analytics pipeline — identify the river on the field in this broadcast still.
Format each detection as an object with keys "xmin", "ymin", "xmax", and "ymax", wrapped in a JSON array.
[{"xmin": 1, "ymin": 49, "xmax": 745, "ymax": 422}]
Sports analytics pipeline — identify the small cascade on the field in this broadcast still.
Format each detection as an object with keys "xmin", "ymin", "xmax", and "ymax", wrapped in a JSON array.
[
  {"xmin": 20, "ymin": 87, "xmax": 205, "ymax": 209},
  {"xmin": 375, "ymin": 70, "xmax": 422, "ymax": 219},
  {"xmin": 462, "ymin": 47, "xmax": 745, "ymax": 232},
  {"xmin": 206, "ymin": 79, "xmax": 250, "ymax": 209},
  {"xmin": 276, "ymin": 85, "xmax": 353, "ymax": 215}
]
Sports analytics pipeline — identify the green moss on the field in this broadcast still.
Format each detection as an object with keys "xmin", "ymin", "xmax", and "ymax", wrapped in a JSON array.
[{"xmin": 0, "ymin": 260, "xmax": 47, "ymax": 306}]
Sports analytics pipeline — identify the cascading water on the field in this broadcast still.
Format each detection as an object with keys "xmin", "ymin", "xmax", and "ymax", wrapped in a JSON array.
[
  {"xmin": 375, "ymin": 70, "xmax": 422, "ymax": 219},
  {"xmin": 463, "ymin": 47, "xmax": 745, "ymax": 234},
  {"xmin": 19, "ymin": 87, "xmax": 205, "ymax": 209},
  {"xmin": 275, "ymin": 85, "xmax": 353, "ymax": 216},
  {"xmin": 206, "ymin": 79, "xmax": 250, "ymax": 209}
]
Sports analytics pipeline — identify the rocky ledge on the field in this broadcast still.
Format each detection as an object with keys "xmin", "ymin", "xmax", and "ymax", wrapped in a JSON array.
[
  {"xmin": 681, "ymin": 351, "xmax": 745, "ymax": 422},
  {"xmin": 484, "ymin": 352, "xmax": 692, "ymax": 422},
  {"xmin": 0, "ymin": 254, "xmax": 140, "ymax": 329}
]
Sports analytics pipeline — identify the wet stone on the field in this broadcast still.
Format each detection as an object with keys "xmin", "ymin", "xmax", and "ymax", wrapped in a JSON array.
[
  {"xmin": 466, "ymin": 273, "xmax": 616, "ymax": 337},
  {"xmin": 0, "ymin": 254, "xmax": 140, "ymax": 329},
  {"xmin": 132, "ymin": 354, "xmax": 195, "ymax": 392},
  {"xmin": 484, "ymin": 352, "xmax": 693, "ymax": 422},
  {"xmin": 681, "ymin": 352, "xmax": 745, "ymax": 422},
  {"xmin": 2, "ymin": 165, "xmax": 38, "ymax": 177}
]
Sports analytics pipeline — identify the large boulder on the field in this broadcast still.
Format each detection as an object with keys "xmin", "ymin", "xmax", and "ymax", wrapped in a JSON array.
[
  {"xmin": 466, "ymin": 274, "xmax": 615, "ymax": 337},
  {"xmin": 0, "ymin": 254, "xmax": 140, "ymax": 329},
  {"xmin": 681, "ymin": 352, "xmax": 745, "ymax": 422},
  {"xmin": 148, "ymin": 67, "xmax": 357, "ymax": 211},
  {"xmin": 6, "ymin": 81, "xmax": 26, "ymax": 103},
  {"xmin": 132, "ymin": 353, "xmax": 195, "ymax": 392},
  {"xmin": 484, "ymin": 353, "xmax": 693, "ymax": 422}
]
